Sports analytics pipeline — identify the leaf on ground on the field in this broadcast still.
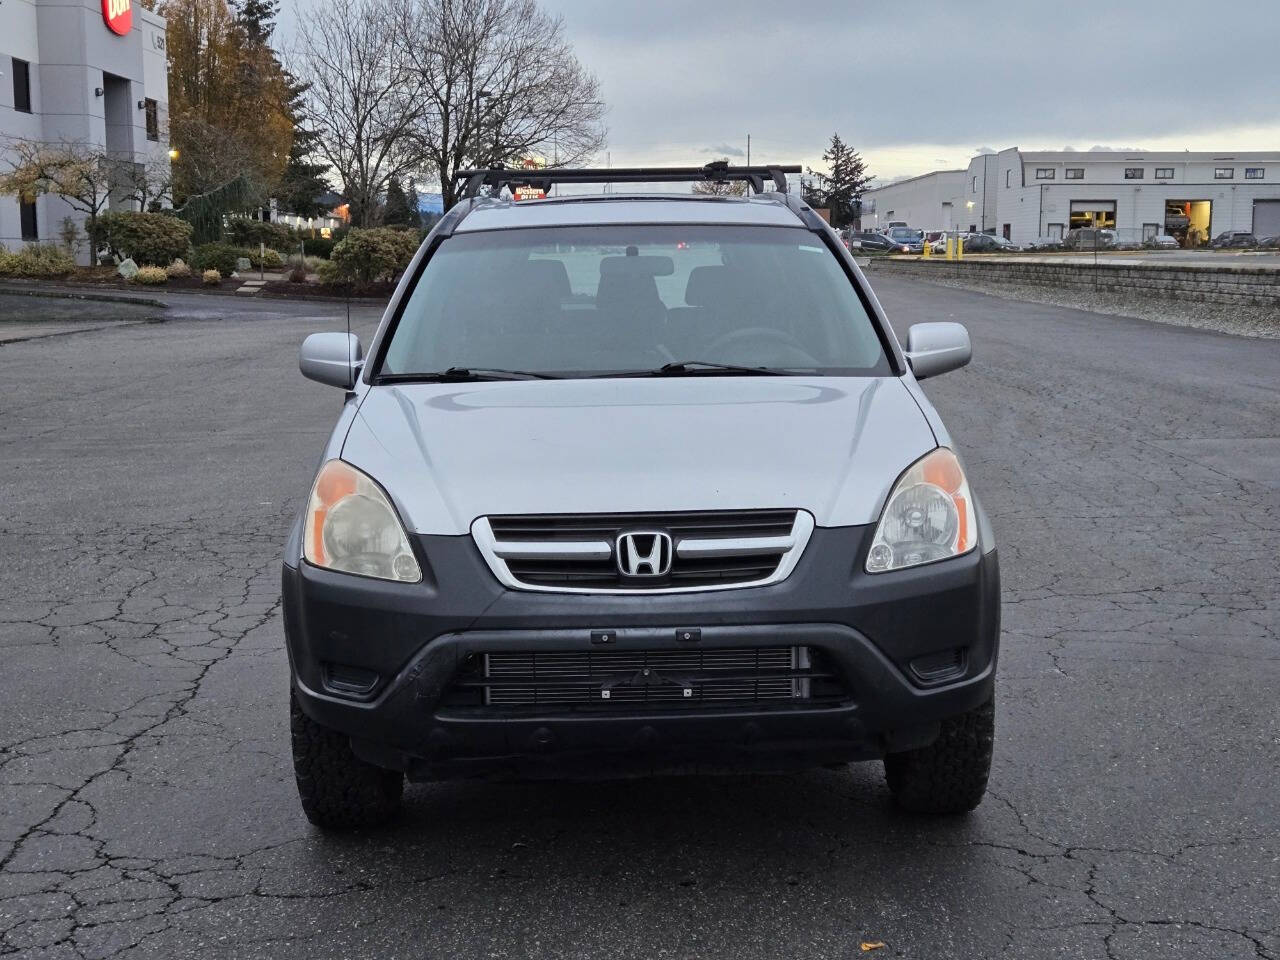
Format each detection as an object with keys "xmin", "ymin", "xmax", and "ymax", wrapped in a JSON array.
[{"xmin": 860, "ymin": 943, "xmax": 886, "ymax": 952}]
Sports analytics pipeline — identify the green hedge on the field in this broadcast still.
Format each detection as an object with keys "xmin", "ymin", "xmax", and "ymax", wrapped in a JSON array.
[
  {"xmin": 225, "ymin": 217, "xmax": 295, "ymax": 249},
  {"xmin": 302, "ymin": 236, "xmax": 335, "ymax": 258},
  {"xmin": 326, "ymin": 228, "xmax": 420, "ymax": 287},
  {"xmin": 190, "ymin": 243, "xmax": 253, "ymax": 276},
  {"xmin": 92, "ymin": 212, "xmax": 193, "ymax": 266}
]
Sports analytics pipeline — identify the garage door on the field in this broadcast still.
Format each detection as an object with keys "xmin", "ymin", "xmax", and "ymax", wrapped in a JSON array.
[{"xmin": 1254, "ymin": 200, "xmax": 1280, "ymax": 238}]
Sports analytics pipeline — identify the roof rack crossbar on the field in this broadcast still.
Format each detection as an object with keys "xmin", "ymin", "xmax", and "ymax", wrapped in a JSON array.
[{"xmin": 454, "ymin": 163, "xmax": 801, "ymax": 198}]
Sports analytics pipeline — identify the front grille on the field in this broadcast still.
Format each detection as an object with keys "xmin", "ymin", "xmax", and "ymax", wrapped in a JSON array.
[
  {"xmin": 443, "ymin": 646, "xmax": 850, "ymax": 712},
  {"xmin": 476, "ymin": 509, "xmax": 809, "ymax": 593}
]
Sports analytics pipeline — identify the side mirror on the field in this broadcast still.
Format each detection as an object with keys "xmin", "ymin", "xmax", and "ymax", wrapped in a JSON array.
[
  {"xmin": 300, "ymin": 332, "xmax": 363, "ymax": 389},
  {"xmin": 905, "ymin": 322, "xmax": 971, "ymax": 380}
]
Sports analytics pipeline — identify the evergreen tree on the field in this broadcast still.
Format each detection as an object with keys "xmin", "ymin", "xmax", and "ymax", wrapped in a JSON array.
[
  {"xmin": 277, "ymin": 76, "xmax": 332, "ymax": 218},
  {"xmin": 383, "ymin": 178, "xmax": 417, "ymax": 227},
  {"xmin": 803, "ymin": 134, "xmax": 873, "ymax": 227}
]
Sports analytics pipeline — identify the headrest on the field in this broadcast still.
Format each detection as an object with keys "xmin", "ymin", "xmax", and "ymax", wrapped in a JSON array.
[{"xmin": 600, "ymin": 255, "xmax": 674, "ymax": 278}]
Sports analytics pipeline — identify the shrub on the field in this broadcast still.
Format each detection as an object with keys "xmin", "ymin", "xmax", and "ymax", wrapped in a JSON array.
[
  {"xmin": 134, "ymin": 266, "xmax": 168, "ymax": 285},
  {"xmin": 201, "ymin": 268, "xmax": 222, "ymax": 286},
  {"xmin": 313, "ymin": 259, "xmax": 343, "ymax": 285},
  {"xmin": 225, "ymin": 217, "xmax": 295, "ymax": 249},
  {"xmin": 190, "ymin": 243, "xmax": 252, "ymax": 277},
  {"xmin": 0, "ymin": 243, "xmax": 76, "ymax": 278},
  {"xmin": 92, "ymin": 211, "xmax": 193, "ymax": 266},
  {"xmin": 247, "ymin": 247, "xmax": 283, "ymax": 270},
  {"xmin": 288, "ymin": 264, "xmax": 308, "ymax": 284},
  {"xmin": 285, "ymin": 253, "xmax": 326, "ymax": 272},
  {"xmin": 327, "ymin": 227, "xmax": 419, "ymax": 287},
  {"xmin": 302, "ymin": 236, "xmax": 336, "ymax": 258},
  {"xmin": 165, "ymin": 258, "xmax": 191, "ymax": 279}
]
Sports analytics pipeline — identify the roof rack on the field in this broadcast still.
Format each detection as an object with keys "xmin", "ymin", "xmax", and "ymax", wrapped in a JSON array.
[{"xmin": 455, "ymin": 161, "xmax": 802, "ymax": 199}]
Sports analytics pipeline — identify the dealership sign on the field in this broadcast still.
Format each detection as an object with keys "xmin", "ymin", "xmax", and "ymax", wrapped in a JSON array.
[{"xmin": 103, "ymin": 0, "xmax": 132, "ymax": 35}]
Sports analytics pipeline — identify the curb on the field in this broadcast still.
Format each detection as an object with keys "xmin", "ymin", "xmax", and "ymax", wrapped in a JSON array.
[{"xmin": 0, "ymin": 284, "xmax": 166, "ymax": 308}]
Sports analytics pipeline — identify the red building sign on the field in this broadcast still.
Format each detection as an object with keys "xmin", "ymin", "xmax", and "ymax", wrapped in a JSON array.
[{"xmin": 103, "ymin": 0, "xmax": 132, "ymax": 35}]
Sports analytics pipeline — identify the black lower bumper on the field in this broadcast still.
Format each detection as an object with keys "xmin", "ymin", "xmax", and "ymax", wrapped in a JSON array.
[{"xmin": 283, "ymin": 525, "xmax": 1000, "ymax": 780}]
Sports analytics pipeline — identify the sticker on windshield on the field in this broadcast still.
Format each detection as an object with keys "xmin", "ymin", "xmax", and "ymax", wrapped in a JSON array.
[{"xmin": 798, "ymin": 245, "xmax": 824, "ymax": 253}]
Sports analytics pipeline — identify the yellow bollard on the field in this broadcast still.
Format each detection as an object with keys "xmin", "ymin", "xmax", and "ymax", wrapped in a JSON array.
[
  {"xmin": 945, "ymin": 236, "xmax": 954, "ymax": 261},
  {"xmin": 956, "ymin": 235, "xmax": 964, "ymax": 260},
  {"xmin": 922, "ymin": 236, "xmax": 931, "ymax": 259}
]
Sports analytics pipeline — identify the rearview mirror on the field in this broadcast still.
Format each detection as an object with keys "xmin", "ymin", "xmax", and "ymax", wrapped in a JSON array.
[
  {"xmin": 300, "ymin": 332, "xmax": 363, "ymax": 389},
  {"xmin": 905, "ymin": 322, "xmax": 971, "ymax": 380}
]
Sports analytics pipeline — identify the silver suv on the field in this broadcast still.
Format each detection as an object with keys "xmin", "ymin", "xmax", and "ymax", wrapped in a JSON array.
[{"xmin": 285, "ymin": 164, "xmax": 999, "ymax": 829}]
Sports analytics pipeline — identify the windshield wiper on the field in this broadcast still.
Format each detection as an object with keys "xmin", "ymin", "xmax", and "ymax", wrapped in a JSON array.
[
  {"xmin": 643, "ymin": 360, "xmax": 788, "ymax": 376},
  {"xmin": 376, "ymin": 367, "xmax": 561, "ymax": 383}
]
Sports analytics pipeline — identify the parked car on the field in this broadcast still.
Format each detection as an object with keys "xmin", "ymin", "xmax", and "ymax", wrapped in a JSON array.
[
  {"xmin": 1210, "ymin": 231, "xmax": 1258, "ymax": 249},
  {"xmin": 1144, "ymin": 234, "xmax": 1179, "ymax": 249},
  {"xmin": 286, "ymin": 166, "xmax": 1000, "ymax": 829},
  {"xmin": 886, "ymin": 226, "xmax": 925, "ymax": 254},
  {"xmin": 852, "ymin": 231, "xmax": 910, "ymax": 253},
  {"xmin": 1063, "ymin": 228, "xmax": 1117, "ymax": 251},
  {"xmin": 1025, "ymin": 236, "xmax": 1065, "ymax": 251},
  {"xmin": 964, "ymin": 233, "xmax": 1020, "ymax": 253},
  {"xmin": 1257, "ymin": 235, "xmax": 1280, "ymax": 249}
]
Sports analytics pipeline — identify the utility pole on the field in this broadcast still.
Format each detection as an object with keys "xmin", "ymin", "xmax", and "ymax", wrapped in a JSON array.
[{"xmin": 746, "ymin": 134, "xmax": 750, "ymax": 166}]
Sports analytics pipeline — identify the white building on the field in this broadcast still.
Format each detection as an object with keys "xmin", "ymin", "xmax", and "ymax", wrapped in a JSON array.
[
  {"xmin": 861, "ymin": 148, "xmax": 1280, "ymax": 245},
  {"xmin": 1, "ymin": 0, "xmax": 169, "ymax": 258}
]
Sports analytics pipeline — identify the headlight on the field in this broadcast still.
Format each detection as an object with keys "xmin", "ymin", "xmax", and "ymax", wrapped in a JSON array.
[
  {"xmin": 866, "ymin": 448, "xmax": 977, "ymax": 573},
  {"xmin": 303, "ymin": 460, "xmax": 422, "ymax": 582}
]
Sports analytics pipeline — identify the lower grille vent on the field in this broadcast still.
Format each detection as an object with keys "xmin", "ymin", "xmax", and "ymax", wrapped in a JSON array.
[{"xmin": 444, "ymin": 646, "xmax": 849, "ymax": 712}]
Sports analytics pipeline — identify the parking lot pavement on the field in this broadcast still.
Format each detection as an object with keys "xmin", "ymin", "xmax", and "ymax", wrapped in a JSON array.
[{"xmin": 1, "ymin": 284, "xmax": 1277, "ymax": 960}]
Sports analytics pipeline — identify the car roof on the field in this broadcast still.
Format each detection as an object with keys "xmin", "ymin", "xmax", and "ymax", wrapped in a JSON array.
[{"xmin": 454, "ymin": 194, "xmax": 806, "ymax": 232}]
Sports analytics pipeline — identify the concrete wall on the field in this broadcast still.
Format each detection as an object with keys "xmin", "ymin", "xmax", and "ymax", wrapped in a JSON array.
[{"xmin": 867, "ymin": 257, "xmax": 1280, "ymax": 307}]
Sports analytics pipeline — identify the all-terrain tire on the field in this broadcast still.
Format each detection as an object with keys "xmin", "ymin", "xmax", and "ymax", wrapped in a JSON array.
[
  {"xmin": 291, "ymin": 691, "xmax": 403, "ymax": 830},
  {"xmin": 884, "ymin": 696, "xmax": 994, "ymax": 814}
]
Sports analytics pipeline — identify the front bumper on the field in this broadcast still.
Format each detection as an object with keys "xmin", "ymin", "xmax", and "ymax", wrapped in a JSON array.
[{"xmin": 283, "ymin": 525, "xmax": 999, "ymax": 779}]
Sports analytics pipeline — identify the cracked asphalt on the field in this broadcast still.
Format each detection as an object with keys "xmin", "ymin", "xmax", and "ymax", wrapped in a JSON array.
[{"xmin": 1, "ymin": 280, "xmax": 1277, "ymax": 959}]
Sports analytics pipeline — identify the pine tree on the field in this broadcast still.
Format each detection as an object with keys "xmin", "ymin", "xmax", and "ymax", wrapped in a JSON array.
[
  {"xmin": 383, "ymin": 178, "xmax": 416, "ymax": 227},
  {"xmin": 277, "ymin": 76, "xmax": 332, "ymax": 218},
  {"xmin": 816, "ymin": 133, "xmax": 872, "ymax": 228}
]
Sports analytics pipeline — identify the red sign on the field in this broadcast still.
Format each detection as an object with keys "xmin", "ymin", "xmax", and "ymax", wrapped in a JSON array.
[
  {"xmin": 103, "ymin": 0, "xmax": 132, "ymax": 35},
  {"xmin": 512, "ymin": 185, "xmax": 546, "ymax": 202}
]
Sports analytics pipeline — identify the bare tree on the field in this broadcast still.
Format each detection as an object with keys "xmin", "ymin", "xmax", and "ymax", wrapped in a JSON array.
[
  {"xmin": 290, "ymin": 0, "xmax": 425, "ymax": 226},
  {"xmin": 121, "ymin": 144, "xmax": 176, "ymax": 212},
  {"xmin": 0, "ymin": 137, "xmax": 114, "ymax": 243},
  {"xmin": 394, "ymin": 0, "xmax": 607, "ymax": 209},
  {"xmin": 691, "ymin": 159, "xmax": 747, "ymax": 197}
]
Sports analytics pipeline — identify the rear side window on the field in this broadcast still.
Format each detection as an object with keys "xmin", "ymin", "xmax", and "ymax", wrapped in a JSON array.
[{"xmin": 380, "ymin": 225, "xmax": 890, "ymax": 378}]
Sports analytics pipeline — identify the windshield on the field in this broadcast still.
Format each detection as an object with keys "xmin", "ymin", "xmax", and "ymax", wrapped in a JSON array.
[{"xmin": 378, "ymin": 224, "xmax": 890, "ymax": 379}]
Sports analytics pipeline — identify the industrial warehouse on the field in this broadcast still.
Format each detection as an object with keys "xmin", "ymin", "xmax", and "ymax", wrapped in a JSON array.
[{"xmin": 861, "ymin": 148, "xmax": 1280, "ymax": 247}]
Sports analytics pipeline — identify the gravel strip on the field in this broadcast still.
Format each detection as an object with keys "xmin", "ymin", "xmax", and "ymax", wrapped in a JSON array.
[{"xmin": 879, "ymin": 272, "xmax": 1280, "ymax": 339}]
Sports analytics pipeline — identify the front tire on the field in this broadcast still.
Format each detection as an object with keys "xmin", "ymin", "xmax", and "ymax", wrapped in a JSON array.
[
  {"xmin": 884, "ymin": 696, "xmax": 994, "ymax": 814},
  {"xmin": 291, "ymin": 691, "xmax": 403, "ymax": 830}
]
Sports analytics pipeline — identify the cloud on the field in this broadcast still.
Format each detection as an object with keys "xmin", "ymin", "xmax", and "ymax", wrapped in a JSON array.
[
  {"xmin": 704, "ymin": 143, "xmax": 746, "ymax": 158},
  {"xmin": 278, "ymin": 0, "xmax": 1280, "ymax": 181},
  {"xmin": 1088, "ymin": 145, "xmax": 1150, "ymax": 152},
  {"xmin": 974, "ymin": 146, "xmax": 997, "ymax": 155}
]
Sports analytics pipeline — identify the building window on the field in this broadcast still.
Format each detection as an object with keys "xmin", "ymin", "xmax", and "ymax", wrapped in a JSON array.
[
  {"xmin": 12, "ymin": 57, "xmax": 32, "ymax": 113},
  {"xmin": 1005, "ymin": 170, "xmax": 1010, "ymax": 187},
  {"xmin": 1064, "ymin": 168, "xmax": 1084, "ymax": 179},
  {"xmin": 1155, "ymin": 167, "xmax": 1174, "ymax": 179},
  {"xmin": 1124, "ymin": 168, "xmax": 1144, "ymax": 179},
  {"xmin": 971, "ymin": 176, "xmax": 977, "ymax": 192},
  {"xmin": 145, "ymin": 99, "xmax": 159, "ymax": 141},
  {"xmin": 20, "ymin": 200, "xmax": 38, "ymax": 240},
  {"xmin": 1035, "ymin": 168, "xmax": 1055, "ymax": 180},
  {"xmin": 1245, "ymin": 167, "xmax": 1264, "ymax": 179},
  {"xmin": 1214, "ymin": 168, "xmax": 1234, "ymax": 179}
]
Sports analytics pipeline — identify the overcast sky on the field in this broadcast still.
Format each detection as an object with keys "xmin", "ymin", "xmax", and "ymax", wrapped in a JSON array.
[{"xmin": 282, "ymin": 0, "xmax": 1280, "ymax": 185}]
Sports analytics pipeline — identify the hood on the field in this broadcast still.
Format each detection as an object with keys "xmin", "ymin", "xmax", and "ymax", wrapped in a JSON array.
[{"xmin": 340, "ymin": 376, "xmax": 936, "ymax": 535}]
